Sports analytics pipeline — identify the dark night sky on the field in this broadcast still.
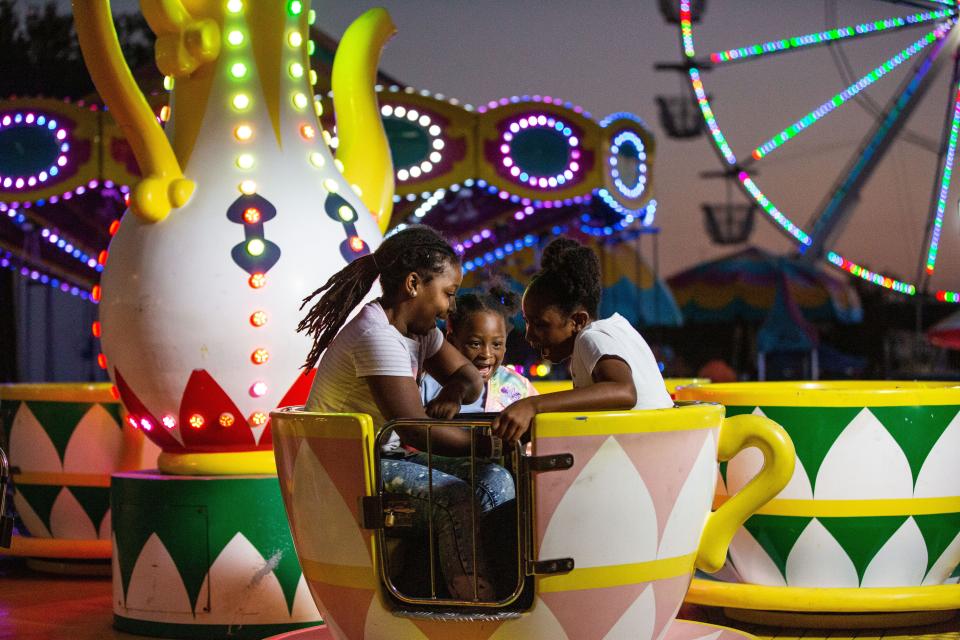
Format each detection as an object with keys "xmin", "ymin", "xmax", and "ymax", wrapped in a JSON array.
[{"xmin": 29, "ymin": 1, "xmax": 960, "ymax": 293}]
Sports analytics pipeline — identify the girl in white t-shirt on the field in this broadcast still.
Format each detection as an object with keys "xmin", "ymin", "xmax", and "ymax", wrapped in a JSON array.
[
  {"xmin": 298, "ymin": 226, "xmax": 507, "ymax": 600},
  {"xmin": 491, "ymin": 237, "xmax": 673, "ymax": 443}
]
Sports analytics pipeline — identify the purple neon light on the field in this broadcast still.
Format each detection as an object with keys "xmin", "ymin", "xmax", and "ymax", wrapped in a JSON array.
[{"xmin": 0, "ymin": 112, "xmax": 70, "ymax": 191}]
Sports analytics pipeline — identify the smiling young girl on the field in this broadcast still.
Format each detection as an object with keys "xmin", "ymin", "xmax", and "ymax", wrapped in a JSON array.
[
  {"xmin": 298, "ymin": 226, "xmax": 508, "ymax": 601},
  {"xmin": 492, "ymin": 237, "xmax": 672, "ymax": 443},
  {"xmin": 421, "ymin": 285, "xmax": 537, "ymax": 413}
]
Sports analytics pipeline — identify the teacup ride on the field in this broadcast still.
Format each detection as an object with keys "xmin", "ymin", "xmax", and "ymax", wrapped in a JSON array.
[
  {"xmin": 0, "ymin": 383, "xmax": 157, "ymax": 574},
  {"xmin": 269, "ymin": 402, "xmax": 795, "ymax": 640},
  {"xmin": 677, "ymin": 381, "xmax": 960, "ymax": 628}
]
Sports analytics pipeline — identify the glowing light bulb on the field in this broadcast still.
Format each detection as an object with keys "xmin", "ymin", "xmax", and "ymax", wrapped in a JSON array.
[
  {"xmin": 309, "ymin": 152, "xmax": 325, "ymax": 168},
  {"xmin": 159, "ymin": 106, "xmax": 170, "ymax": 122},
  {"xmin": 97, "ymin": 353, "xmax": 107, "ymax": 369},
  {"xmin": 249, "ymin": 272, "xmax": 266, "ymax": 288},
  {"xmin": 247, "ymin": 238, "xmax": 266, "ymax": 256},
  {"xmin": 219, "ymin": 412, "xmax": 236, "ymax": 427},
  {"xmin": 236, "ymin": 153, "xmax": 255, "ymax": 169},
  {"xmin": 243, "ymin": 207, "xmax": 261, "ymax": 223},
  {"xmin": 338, "ymin": 205, "xmax": 356, "ymax": 222},
  {"xmin": 309, "ymin": 70, "xmax": 317, "ymax": 86},
  {"xmin": 250, "ymin": 310, "xmax": 268, "ymax": 327},
  {"xmin": 91, "ymin": 321, "xmax": 101, "ymax": 337},
  {"xmin": 227, "ymin": 30, "xmax": 244, "ymax": 46},
  {"xmin": 288, "ymin": 0, "xmax": 302, "ymax": 15},
  {"xmin": 140, "ymin": 418, "xmax": 153, "ymax": 431},
  {"xmin": 288, "ymin": 31, "xmax": 303, "ymax": 47},
  {"xmin": 313, "ymin": 99, "xmax": 323, "ymax": 116},
  {"xmin": 251, "ymin": 348, "xmax": 269, "ymax": 364},
  {"xmin": 163, "ymin": 76, "xmax": 174, "ymax": 90},
  {"xmin": 239, "ymin": 179, "xmax": 257, "ymax": 194},
  {"xmin": 308, "ymin": 9, "xmax": 316, "ymax": 24},
  {"xmin": 232, "ymin": 93, "xmax": 251, "ymax": 110},
  {"xmin": 127, "ymin": 416, "xmax": 138, "ymax": 429},
  {"xmin": 161, "ymin": 415, "xmax": 176, "ymax": 429},
  {"xmin": 292, "ymin": 93, "xmax": 308, "ymax": 110},
  {"xmin": 250, "ymin": 411, "xmax": 268, "ymax": 426},
  {"xmin": 289, "ymin": 62, "xmax": 304, "ymax": 78},
  {"xmin": 226, "ymin": 0, "xmax": 243, "ymax": 13},
  {"xmin": 300, "ymin": 124, "xmax": 316, "ymax": 139},
  {"xmin": 92, "ymin": 284, "xmax": 101, "ymax": 301},
  {"xmin": 230, "ymin": 62, "xmax": 248, "ymax": 79},
  {"xmin": 323, "ymin": 178, "xmax": 339, "ymax": 193},
  {"xmin": 334, "ymin": 158, "xmax": 345, "ymax": 173},
  {"xmin": 349, "ymin": 236, "xmax": 365, "ymax": 252},
  {"xmin": 307, "ymin": 40, "xmax": 315, "ymax": 55},
  {"xmin": 234, "ymin": 124, "xmax": 253, "ymax": 141},
  {"xmin": 189, "ymin": 413, "xmax": 205, "ymax": 428},
  {"xmin": 108, "ymin": 220, "xmax": 120, "ymax": 235},
  {"xmin": 250, "ymin": 381, "xmax": 268, "ymax": 397}
]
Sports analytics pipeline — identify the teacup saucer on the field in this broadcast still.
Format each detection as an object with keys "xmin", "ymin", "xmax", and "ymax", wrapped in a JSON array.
[
  {"xmin": 260, "ymin": 617, "xmax": 758, "ymax": 640},
  {"xmin": 1, "ymin": 534, "xmax": 111, "ymax": 559},
  {"xmin": 686, "ymin": 572, "xmax": 960, "ymax": 628}
]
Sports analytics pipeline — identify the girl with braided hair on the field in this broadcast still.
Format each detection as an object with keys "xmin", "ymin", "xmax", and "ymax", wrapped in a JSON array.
[
  {"xmin": 298, "ymin": 225, "xmax": 507, "ymax": 601},
  {"xmin": 491, "ymin": 237, "xmax": 672, "ymax": 443},
  {"xmin": 421, "ymin": 284, "xmax": 537, "ymax": 412}
]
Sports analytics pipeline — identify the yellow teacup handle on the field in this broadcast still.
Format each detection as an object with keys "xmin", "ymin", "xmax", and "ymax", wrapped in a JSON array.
[{"xmin": 695, "ymin": 413, "xmax": 795, "ymax": 573}]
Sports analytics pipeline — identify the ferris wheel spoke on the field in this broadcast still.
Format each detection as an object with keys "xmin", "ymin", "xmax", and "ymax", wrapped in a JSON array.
[
  {"xmin": 702, "ymin": 9, "xmax": 952, "ymax": 66},
  {"xmin": 804, "ymin": 21, "xmax": 959, "ymax": 259},
  {"xmin": 752, "ymin": 28, "xmax": 944, "ymax": 160},
  {"xmin": 919, "ymin": 56, "xmax": 960, "ymax": 283}
]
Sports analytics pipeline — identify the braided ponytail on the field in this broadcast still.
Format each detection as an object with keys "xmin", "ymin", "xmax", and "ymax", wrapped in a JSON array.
[{"xmin": 297, "ymin": 226, "xmax": 459, "ymax": 369}]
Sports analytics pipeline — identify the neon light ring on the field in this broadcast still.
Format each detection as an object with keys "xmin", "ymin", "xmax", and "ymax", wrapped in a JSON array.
[
  {"xmin": 379, "ymin": 102, "xmax": 448, "ymax": 183},
  {"xmin": 0, "ymin": 111, "xmax": 74, "ymax": 191},
  {"xmin": 497, "ymin": 113, "xmax": 583, "ymax": 189},
  {"xmin": 610, "ymin": 130, "xmax": 649, "ymax": 200},
  {"xmin": 671, "ymin": 2, "xmax": 960, "ymax": 301}
]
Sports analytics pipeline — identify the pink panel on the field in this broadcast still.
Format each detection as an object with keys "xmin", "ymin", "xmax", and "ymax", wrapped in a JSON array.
[
  {"xmin": 651, "ymin": 574, "xmax": 694, "ymax": 640},
  {"xmin": 306, "ymin": 581, "xmax": 374, "ymax": 640},
  {"xmin": 305, "ymin": 436, "xmax": 367, "ymax": 523},
  {"xmin": 540, "ymin": 582, "xmax": 648, "ymax": 640},
  {"xmin": 615, "ymin": 429, "xmax": 712, "ymax": 544},
  {"xmin": 533, "ymin": 435, "xmax": 608, "ymax": 545}
]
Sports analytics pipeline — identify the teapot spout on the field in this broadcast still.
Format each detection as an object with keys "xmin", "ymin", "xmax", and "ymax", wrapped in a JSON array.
[{"xmin": 332, "ymin": 8, "xmax": 397, "ymax": 233}]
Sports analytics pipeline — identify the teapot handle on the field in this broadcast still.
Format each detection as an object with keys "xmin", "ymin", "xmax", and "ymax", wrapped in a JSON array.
[{"xmin": 72, "ymin": 1, "xmax": 217, "ymax": 222}]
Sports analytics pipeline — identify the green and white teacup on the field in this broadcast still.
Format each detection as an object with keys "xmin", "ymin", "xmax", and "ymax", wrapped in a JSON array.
[{"xmin": 676, "ymin": 381, "xmax": 960, "ymax": 588}]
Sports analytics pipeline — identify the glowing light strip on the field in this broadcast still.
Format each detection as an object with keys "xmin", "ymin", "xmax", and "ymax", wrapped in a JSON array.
[
  {"xmin": 690, "ymin": 68, "xmax": 736, "ymax": 164},
  {"xmin": 580, "ymin": 199, "xmax": 657, "ymax": 237},
  {"xmin": 680, "ymin": 0, "xmax": 695, "ymax": 58},
  {"xmin": 827, "ymin": 252, "xmax": 915, "ymax": 294},
  {"xmin": 0, "ymin": 249, "xmax": 92, "ymax": 299},
  {"xmin": 738, "ymin": 172, "xmax": 811, "ymax": 246},
  {"xmin": 937, "ymin": 290, "xmax": 960, "ymax": 302},
  {"xmin": 925, "ymin": 87, "xmax": 960, "ymax": 274},
  {"xmin": 753, "ymin": 29, "xmax": 942, "ymax": 160},
  {"xmin": 711, "ymin": 11, "xmax": 951, "ymax": 65}
]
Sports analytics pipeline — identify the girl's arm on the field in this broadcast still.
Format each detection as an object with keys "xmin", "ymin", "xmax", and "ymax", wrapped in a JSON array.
[
  {"xmin": 365, "ymin": 375, "xmax": 489, "ymax": 456},
  {"xmin": 492, "ymin": 356, "xmax": 636, "ymax": 442},
  {"xmin": 422, "ymin": 341, "xmax": 484, "ymax": 418}
]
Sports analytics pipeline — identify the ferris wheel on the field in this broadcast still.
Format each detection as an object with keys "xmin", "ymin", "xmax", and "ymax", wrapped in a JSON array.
[{"xmin": 669, "ymin": 0, "xmax": 960, "ymax": 303}]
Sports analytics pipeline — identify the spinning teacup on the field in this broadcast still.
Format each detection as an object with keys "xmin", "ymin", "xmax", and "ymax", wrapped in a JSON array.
[
  {"xmin": 676, "ymin": 381, "xmax": 960, "ymax": 588},
  {"xmin": 271, "ymin": 403, "xmax": 793, "ymax": 640}
]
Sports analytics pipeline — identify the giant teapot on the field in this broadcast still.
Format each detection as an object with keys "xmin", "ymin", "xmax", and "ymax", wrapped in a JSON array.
[{"xmin": 73, "ymin": 0, "xmax": 397, "ymax": 473}]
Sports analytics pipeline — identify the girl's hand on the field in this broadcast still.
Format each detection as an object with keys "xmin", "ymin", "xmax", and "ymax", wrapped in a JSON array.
[
  {"xmin": 492, "ymin": 397, "xmax": 539, "ymax": 443},
  {"xmin": 425, "ymin": 385, "xmax": 462, "ymax": 419}
]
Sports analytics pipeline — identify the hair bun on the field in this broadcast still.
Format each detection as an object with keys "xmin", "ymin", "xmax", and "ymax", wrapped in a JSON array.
[{"xmin": 540, "ymin": 237, "xmax": 582, "ymax": 271}]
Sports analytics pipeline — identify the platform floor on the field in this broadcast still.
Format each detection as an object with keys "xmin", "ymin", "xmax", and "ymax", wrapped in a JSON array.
[{"xmin": 1, "ymin": 556, "xmax": 958, "ymax": 640}]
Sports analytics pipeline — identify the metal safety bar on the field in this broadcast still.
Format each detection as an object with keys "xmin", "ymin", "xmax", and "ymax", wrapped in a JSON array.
[
  {"xmin": 366, "ymin": 418, "xmax": 527, "ymax": 608},
  {"xmin": 361, "ymin": 417, "xmax": 576, "ymax": 611}
]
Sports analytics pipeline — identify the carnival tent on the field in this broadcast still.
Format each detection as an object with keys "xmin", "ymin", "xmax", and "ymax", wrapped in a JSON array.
[{"xmin": 667, "ymin": 246, "xmax": 862, "ymax": 324}]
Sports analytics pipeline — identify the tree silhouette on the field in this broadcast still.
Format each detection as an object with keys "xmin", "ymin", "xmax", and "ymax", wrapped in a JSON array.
[{"xmin": 0, "ymin": 1, "xmax": 156, "ymax": 100}]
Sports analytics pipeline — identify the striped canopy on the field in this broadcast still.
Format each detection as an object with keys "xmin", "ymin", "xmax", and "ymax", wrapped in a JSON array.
[{"xmin": 667, "ymin": 247, "xmax": 862, "ymax": 324}]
